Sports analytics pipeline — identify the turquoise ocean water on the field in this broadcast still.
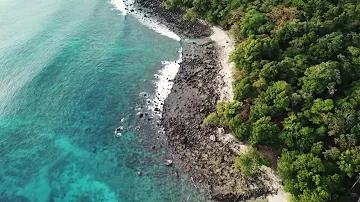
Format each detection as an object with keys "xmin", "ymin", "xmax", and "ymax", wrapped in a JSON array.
[{"xmin": 0, "ymin": 1, "xmax": 207, "ymax": 201}]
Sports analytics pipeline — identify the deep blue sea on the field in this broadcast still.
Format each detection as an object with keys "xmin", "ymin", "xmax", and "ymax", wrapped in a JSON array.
[{"xmin": 0, "ymin": 1, "xmax": 207, "ymax": 201}]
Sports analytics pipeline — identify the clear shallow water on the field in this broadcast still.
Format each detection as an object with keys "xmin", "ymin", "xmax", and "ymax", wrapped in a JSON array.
[{"xmin": 0, "ymin": 1, "xmax": 207, "ymax": 201}]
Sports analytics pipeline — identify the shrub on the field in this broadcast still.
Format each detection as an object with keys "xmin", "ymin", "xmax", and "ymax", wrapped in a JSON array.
[{"xmin": 235, "ymin": 148, "xmax": 266, "ymax": 177}]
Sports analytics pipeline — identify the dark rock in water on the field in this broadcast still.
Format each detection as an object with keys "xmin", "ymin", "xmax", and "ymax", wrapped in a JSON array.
[
  {"xmin": 154, "ymin": 107, "xmax": 160, "ymax": 111},
  {"xmin": 139, "ymin": 113, "xmax": 144, "ymax": 118},
  {"xmin": 138, "ymin": 171, "xmax": 143, "ymax": 176},
  {"xmin": 164, "ymin": 159, "xmax": 173, "ymax": 166}
]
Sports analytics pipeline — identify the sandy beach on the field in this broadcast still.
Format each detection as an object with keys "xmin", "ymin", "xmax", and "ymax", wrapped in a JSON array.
[
  {"xmin": 210, "ymin": 26, "xmax": 234, "ymax": 102},
  {"xmin": 267, "ymin": 190, "xmax": 290, "ymax": 202}
]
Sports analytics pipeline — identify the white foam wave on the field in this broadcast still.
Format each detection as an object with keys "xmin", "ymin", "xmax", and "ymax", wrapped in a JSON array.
[
  {"xmin": 133, "ymin": 14, "xmax": 181, "ymax": 41},
  {"xmin": 111, "ymin": 0, "xmax": 127, "ymax": 15},
  {"xmin": 149, "ymin": 47, "xmax": 182, "ymax": 115},
  {"xmin": 122, "ymin": 0, "xmax": 181, "ymax": 41}
]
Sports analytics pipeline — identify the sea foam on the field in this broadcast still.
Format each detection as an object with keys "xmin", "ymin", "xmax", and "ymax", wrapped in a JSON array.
[
  {"xmin": 110, "ymin": 0, "xmax": 182, "ymax": 115},
  {"xmin": 110, "ymin": 0, "xmax": 127, "ymax": 15},
  {"xmin": 130, "ymin": 12, "xmax": 181, "ymax": 41},
  {"xmin": 150, "ymin": 47, "xmax": 182, "ymax": 114},
  {"xmin": 111, "ymin": 0, "xmax": 181, "ymax": 41}
]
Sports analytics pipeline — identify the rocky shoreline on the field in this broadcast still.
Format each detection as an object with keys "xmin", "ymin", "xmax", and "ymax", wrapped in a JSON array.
[
  {"xmin": 127, "ymin": 0, "xmax": 282, "ymax": 201},
  {"xmin": 162, "ymin": 42, "xmax": 276, "ymax": 201},
  {"xmin": 128, "ymin": 0, "xmax": 211, "ymax": 39}
]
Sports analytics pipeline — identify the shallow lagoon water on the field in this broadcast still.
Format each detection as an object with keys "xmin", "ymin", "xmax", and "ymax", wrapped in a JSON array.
[{"xmin": 0, "ymin": 1, "xmax": 207, "ymax": 201}]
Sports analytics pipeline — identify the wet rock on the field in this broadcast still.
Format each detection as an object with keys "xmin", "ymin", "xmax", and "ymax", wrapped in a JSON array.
[{"xmin": 164, "ymin": 159, "xmax": 173, "ymax": 166}]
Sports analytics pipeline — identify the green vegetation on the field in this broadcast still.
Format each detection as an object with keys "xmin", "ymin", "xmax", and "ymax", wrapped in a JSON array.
[
  {"xmin": 169, "ymin": 0, "xmax": 360, "ymax": 201},
  {"xmin": 235, "ymin": 148, "xmax": 270, "ymax": 177}
]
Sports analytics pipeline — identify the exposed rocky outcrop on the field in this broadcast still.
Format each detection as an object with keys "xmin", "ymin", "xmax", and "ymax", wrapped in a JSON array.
[
  {"xmin": 128, "ymin": 0, "xmax": 211, "ymax": 38},
  {"xmin": 161, "ymin": 43, "xmax": 277, "ymax": 201}
]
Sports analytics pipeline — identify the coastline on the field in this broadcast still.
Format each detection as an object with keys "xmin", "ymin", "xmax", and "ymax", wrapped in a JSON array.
[{"xmin": 125, "ymin": 0, "xmax": 287, "ymax": 200}]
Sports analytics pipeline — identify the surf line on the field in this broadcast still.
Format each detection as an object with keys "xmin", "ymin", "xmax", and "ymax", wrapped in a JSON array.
[
  {"xmin": 110, "ymin": 0, "xmax": 181, "ymax": 41},
  {"xmin": 111, "ymin": 0, "xmax": 127, "ymax": 15}
]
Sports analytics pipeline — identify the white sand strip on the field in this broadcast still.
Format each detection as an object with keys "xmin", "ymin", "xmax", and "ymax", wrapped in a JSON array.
[
  {"xmin": 267, "ymin": 190, "xmax": 291, "ymax": 202},
  {"xmin": 210, "ymin": 26, "xmax": 290, "ymax": 202},
  {"xmin": 210, "ymin": 26, "xmax": 234, "ymax": 101}
]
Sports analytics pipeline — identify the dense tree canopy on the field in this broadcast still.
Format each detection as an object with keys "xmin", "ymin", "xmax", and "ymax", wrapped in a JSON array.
[{"xmin": 167, "ymin": 0, "xmax": 360, "ymax": 201}]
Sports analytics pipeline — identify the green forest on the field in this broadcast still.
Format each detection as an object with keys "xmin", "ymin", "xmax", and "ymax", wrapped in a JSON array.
[{"xmin": 165, "ymin": 0, "xmax": 360, "ymax": 201}]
